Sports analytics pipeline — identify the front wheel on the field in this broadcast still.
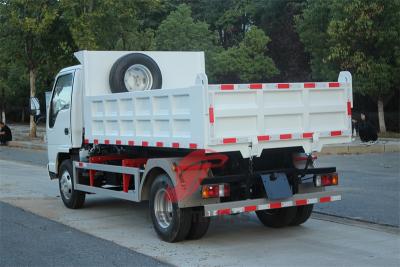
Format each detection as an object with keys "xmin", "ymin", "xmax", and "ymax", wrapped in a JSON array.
[
  {"xmin": 256, "ymin": 207, "xmax": 297, "ymax": 228},
  {"xmin": 59, "ymin": 160, "xmax": 85, "ymax": 209},
  {"xmin": 149, "ymin": 174, "xmax": 191, "ymax": 242}
]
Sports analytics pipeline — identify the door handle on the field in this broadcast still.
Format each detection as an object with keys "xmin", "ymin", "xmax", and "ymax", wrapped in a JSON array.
[{"xmin": 64, "ymin": 128, "xmax": 69, "ymax": 135}]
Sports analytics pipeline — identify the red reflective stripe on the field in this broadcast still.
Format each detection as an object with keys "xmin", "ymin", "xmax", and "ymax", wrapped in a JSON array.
[
  {"xmin": 209, "ymin": 107, "xmax": 215, "ymax": 123},
  {"xmin": 104, "ymin": 140, "xmax": 110, "ymax": 144},
  {"xmin": 172, "ymin": 142, "xmax": 180, "ymax": 148},
  {"xmin": 221, "ymin": 84, "xmax": 234, "ymax": 90},
  {"xmin": 116, "ymin": 140, "xmax": 122, "ymax": 145},
  {"xmin": 296, "ymin": 199, "xmax": 308, "ymax": 206},
  {"xmin": 304, "ymin": 83, "xmax": 316, "ymax": 88},
  {"xmin": 329, "ymin": 82, "xmax": 340, "ymax": 88},
  {"xmin": 94, "ymin": 139, "xmax": 99, "ymax": 144},
  {"xmin": 249, "ymin": 83, "xmax": 262, "ymax": 89},
  {"xmin": 156, "ymin": 142, "xmax": 163, "ymax": 147},
  {"xmin": 269, "ymin": 202, "xmax": 282, "ymax": 209},
  {"xmin": 244, "ymin": 206, "xmax": 257, "ymax": 212},
  {"xmin": 347, "ymin": 101, "xmax": 352, "ymax": 116},
  {"xmin": 319, "ymin": 196, "xmax": 331, "ymax": 203},
  {"xmin": 142, "ymin": 141, "xmax": 149, "ymax": 146},
  {"xmin": 277, "ymin": 83, "xmax": 290, "ymax": 89},
  {"xmin": 280, "ymin": 134, "xmax": 292, "ymax": 140},
  {"xmin": 223, "ymin": 138, "xmax": 237, "ymax": 144},
  {"xmin": 257, "ymin": 135, "xmax": 270, "ymax": 142},
  {"xmin": 330, "ymin": 130, "xmax": 342, "ymax": 136},
  {"xmin": 302, "ymin": 132, "xmax": 313, "ymax": 139},
  {"xmin": 128, "ymin": 140, "xmax": 134, "ymax": 146},
  {"xmin": 189, "ymin": 143, "xmax": 197, "ymax": 149},
  {"xmin": 217, "ymin": 208, "xmax": 231, "ymax": 215}
]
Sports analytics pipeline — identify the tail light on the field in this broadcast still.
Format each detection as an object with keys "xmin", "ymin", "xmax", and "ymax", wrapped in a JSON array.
[
  {"xmin": 202, "ymin": 184, "xmax": 230, "ymax": 199},
  {"xmin": 314, "ymin": 173, "xmax": 338, "ymax": 187}
]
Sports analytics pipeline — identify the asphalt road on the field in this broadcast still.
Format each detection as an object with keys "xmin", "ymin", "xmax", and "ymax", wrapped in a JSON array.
[
  {"xmin": 1, "ymin": 146, "xmax": 399, "ymax": 226},
  {"xmin": 1, "ymin": 159, "xmax": 399, "ymax": 266},
  {"xmin": 0, "ymin": 202, "xmax": 168, "ymax": 267}
]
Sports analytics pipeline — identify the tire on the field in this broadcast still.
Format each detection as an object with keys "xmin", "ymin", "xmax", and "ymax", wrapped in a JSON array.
[
  {"xmin": 109, "ymin": 53, "xmax": 162, "ymax": 93},
  {"xmin": 289, "ymin": 204, "xmax": 313, "ymax": 226},
  {"xmin": 149, "ymin": 174, "xmax": 191, "ymax": 242},
  {"xmin": 186, "ymin": 209, "xmax": 210, "ymax": 240},
  {"xmin": 255, "ymin": 207, "xmax": 297, "ymax": 228},
  {"xmin": 59, "ymin": 160, "xmax": 85, "ymax": 209}
]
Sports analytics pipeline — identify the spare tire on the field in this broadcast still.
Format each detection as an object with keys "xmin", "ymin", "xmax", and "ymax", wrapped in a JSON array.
[{"xmin": 109, "ymin": 53, "xmax": 162, "ymax": 93}]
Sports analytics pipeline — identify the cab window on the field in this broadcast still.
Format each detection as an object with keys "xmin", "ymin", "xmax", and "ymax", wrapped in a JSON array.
[{"xmin": 49, "ymin": 73, "xmax": 73, "ymax": 128}]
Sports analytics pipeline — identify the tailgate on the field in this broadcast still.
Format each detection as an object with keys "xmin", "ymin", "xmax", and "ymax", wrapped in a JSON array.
[{"xmin": 206, "ymin": 72, "xmax": 352, "ymax": 157}]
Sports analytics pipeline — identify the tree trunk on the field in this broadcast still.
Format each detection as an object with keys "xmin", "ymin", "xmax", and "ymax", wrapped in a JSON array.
[
  {"xmin": 29, "ymin": 68, "xmax": 37, "ymax": 138},
  {"xmin": 377, "ymin": 97, "xmax": 386, "ymax": 133},
  {"xmin": 1, "ymin": 86, "xmax": 5, "ymax": 123}
]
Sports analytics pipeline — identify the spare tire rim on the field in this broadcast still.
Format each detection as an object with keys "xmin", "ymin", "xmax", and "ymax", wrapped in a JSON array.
[
  {"xmin": 124, "ymin": 64, "xmax": 153, "ymax": 91},
  {"xmin": 154, "ymin": 188, "xmax": 173, "ymax": 229},
  {"xmin": 60, "ymin": 170, "xmax": 72, "ymax": 200}
]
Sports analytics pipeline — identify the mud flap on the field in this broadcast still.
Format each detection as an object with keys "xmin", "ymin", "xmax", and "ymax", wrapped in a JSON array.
[{"xmin": 261, "ymin": 173, "xmax": 292, "ymax": 200}]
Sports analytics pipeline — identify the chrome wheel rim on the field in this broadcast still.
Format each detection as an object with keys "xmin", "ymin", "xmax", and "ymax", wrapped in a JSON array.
[
  {"xmin": 124, "ymin": 64, "xmax": 153, "ymax": 91},
  {"xmin": 60, "ymin": 170, "xmax": 72, "ymax": 200},
  {"xmin": 154, "ymin": 188, "xmax": 173, "ymax": 229}
]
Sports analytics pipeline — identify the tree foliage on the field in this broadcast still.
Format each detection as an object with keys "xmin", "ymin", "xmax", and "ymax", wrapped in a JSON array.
[
  {"xmin": 0, "ymin": 0, "xmax": 399, "ymax": 133},
  {"xmin": 212, "ymin": 27, "xmax": 279, "ymax": 83},
  {"xmin": 296, "ymin": 0, "xmax": 400, "ymax": 131}
]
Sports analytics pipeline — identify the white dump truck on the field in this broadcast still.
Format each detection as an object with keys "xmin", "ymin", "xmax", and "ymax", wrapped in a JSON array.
[{"xmin": 30, "ymin": 51, "xmax": 352, "ymax": 242}]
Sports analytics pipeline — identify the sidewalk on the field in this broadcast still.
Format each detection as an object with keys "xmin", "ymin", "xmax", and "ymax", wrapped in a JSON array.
[{"xmin": 5, "ymin": 124, "xmax": 400, "ymax": 154}]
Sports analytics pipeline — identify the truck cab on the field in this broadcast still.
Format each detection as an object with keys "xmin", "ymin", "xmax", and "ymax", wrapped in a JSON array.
[{"xmin": 46, "ymin": 65, "xmax": 83, "ymax": 177}]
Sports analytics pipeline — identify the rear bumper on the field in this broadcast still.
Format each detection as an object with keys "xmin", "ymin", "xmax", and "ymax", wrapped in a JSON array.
[{"xmin": 203, "ymin": 191, "xmax": 341, "ymax": 217}]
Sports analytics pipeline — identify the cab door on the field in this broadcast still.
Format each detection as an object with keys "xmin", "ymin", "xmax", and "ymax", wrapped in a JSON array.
[{"xmin": 47, "ymin": 71, "xmax": 74, "ymax": 174}]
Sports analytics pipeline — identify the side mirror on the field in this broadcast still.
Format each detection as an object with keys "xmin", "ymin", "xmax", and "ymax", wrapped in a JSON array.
[{"xmin": 30, "ymin": 97, "xmax": 41, "ymax": 116}]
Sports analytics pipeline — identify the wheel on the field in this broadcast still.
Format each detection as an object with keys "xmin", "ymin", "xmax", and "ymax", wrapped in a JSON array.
[
  {"xmin": 290, "ymin": 204, "xmax": 313, "ymax": 226},
  {"xmin": 255, "ymin": 207, "xmax": 297, "ymax": 228},
  {"xmin": 59, "ymin": 160, "xmax": 85, "ymax": 209},
  {"xmin": 109, "ymin": 53, "xmax": 162, "ymax": 93},
  {"xmin": 186, "ymin": 208, "xmax": 210, "ymax": 240},
  {"xmin": 149, "ymin": 174, "xmax": 191, "ymax": 242}
]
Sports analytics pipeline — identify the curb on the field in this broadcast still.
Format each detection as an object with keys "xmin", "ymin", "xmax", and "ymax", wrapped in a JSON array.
[
  {"xmin": 7, "ymin": 141, "xmax": 47, "ymax": 151},
  {"xmin": 5, "ymin": 141, "xmax": 400, "ymax": 154},
  {"xmin": 320, "ymin": 143, "xmax": 400, "ymax": 155}
]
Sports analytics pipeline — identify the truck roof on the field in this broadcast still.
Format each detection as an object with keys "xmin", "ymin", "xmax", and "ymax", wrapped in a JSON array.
[{"xmin": 60, "ymin": 65, "xmax": 82, "ymax": 73}]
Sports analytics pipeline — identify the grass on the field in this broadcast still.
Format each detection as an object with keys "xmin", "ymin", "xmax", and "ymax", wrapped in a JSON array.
[{"xmin": 378, "ymin": 131, "xmax": 400, "ymax": 139}]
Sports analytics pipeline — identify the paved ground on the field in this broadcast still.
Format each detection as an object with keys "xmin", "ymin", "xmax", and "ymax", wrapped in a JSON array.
[
  {"xmin": 0, "ymin": 202, "xmax": 168, "ymax": 267},
  {"xmin": 0, "ymin": 158, "xmax": 399, "ymax": 266},
  {"xmin": 316, "ymin": 152, "xmax": 400, "ymax": 226},
  {"xmin": 1, "ymin": 146, "xmax": 398, "ymax": 226}
]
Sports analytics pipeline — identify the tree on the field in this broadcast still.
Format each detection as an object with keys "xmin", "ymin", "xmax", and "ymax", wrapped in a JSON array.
[
  {"xmin": 61, "ymin": 0, "xmax": 161, "ymax": 51},
  {"xmin": 155, "ymin": 4, "xmax": 220, "ymax": 80},
  {"xmin": 296, "ymin": 0, "xmax": 400, "ymax": 132},
  {"xmin": 0, "ymin": 0, "xmax": 59, "ymax": 137},
  {"xmin": 155, "ymin": 4, "xmax": 216, "ymax": 51},
  {"xmin": 251, "ymin": 0, "xmax": 310, "ymax": 81},
  {"xmin": 212, "ymin": 27, "xmax": 279, "ymax": 83}
]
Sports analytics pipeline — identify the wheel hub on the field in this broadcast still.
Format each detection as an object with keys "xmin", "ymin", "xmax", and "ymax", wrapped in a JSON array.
[
  {"xmin": 60, "ymin": 170, "xmax": 72, "ymax": 200},
  {"xmin": 154, "ymin": 188, "xmax": 173, "ymax": 228},
  {"xmin": 124, "ymin": 64, "xmax": 153, "ymax": 91}
]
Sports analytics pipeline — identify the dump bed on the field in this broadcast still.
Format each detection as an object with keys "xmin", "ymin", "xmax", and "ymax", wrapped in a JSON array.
[{"xmin": 83, "ymin": 73, "xmax": 353, "ymax": 158}]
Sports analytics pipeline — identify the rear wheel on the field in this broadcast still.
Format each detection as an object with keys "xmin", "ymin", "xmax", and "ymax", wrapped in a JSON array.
[
  {"xmin": 149, "ymin": 174, "xmax": 191, "ymax": 242},
  {"xmin": 256, "ymin": 207, "xmax": 297, "ymax": 228},
  {"xmin": 290, "ymin": 205, "xmax": 313, "ymax": 226},
  {"xmin": 59, "ymin": 160, "xmax": 85, "ymax": 209},
  {"xmin": 186, "ymin": 209, "xmax": 210, "ymax": 240}
]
